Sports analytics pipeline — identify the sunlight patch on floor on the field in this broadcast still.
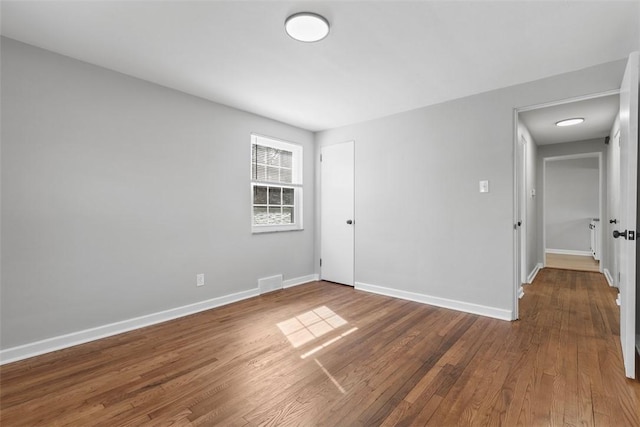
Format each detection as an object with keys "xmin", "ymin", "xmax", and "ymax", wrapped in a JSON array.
[
  {"xmin": 300, "ymin": 327, "xmax": 358, "ymax": 359},
  {"xmin": 314, "ymin": 358, "xmax": 346, "ymax": 394},
  {"xmin": 276, "ymin": 306, "xmax": 348, "ymax": 348}
]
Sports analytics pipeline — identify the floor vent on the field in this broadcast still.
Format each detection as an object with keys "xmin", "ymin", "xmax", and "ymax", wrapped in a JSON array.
[{"xmin": 259, "ymin": 274, "xmax": 283, "ymax": 294}]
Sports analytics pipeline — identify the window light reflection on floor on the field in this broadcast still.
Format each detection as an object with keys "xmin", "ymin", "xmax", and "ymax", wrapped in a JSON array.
[
  {"xmin": 300, "ymin": 327, "xmax": 358, "ymax": 359},
  {"xmin": 276, "ymin": 306, "xmax": 350, "ymax": 349}
]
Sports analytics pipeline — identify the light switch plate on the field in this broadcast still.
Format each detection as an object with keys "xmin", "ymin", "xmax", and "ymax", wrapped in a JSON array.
[{"xmin": 479, "ymin": 180, "xmax": 489, "ymax": 193}]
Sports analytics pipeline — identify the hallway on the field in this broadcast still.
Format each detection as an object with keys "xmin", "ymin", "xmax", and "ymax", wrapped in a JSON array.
[{"xmin": 520, "ymin": 267, "xmax": 639, "ymax": 425}]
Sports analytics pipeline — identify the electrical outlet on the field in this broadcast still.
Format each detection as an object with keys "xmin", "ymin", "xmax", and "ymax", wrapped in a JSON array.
[{"xmin": 196, "ymin": 273, "xmax": 205, "ymax": 287}]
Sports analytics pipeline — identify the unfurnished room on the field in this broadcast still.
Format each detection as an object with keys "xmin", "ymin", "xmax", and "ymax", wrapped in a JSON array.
[{"xmin": 1, "ymin": 1, "xmax": 640, "ymax": 426}]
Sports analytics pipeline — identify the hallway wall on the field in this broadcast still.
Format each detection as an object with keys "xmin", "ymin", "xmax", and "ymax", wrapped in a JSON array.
[
  {"xmin": 545, "ymin": 156, "xmax": 599, "ymax": 253},
  {"xmin": 536, "ymin": 139, "xmax": 608, "ymax": 264}
]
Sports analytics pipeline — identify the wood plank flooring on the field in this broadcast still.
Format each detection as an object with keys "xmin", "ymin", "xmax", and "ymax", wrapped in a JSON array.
[
  {"xmin": 545, "ymin": 252, "xmax": 600, "ymax": 272},
  {"xmin": 1, "ymin": 269, "xmax": 639, "ymax": 426}
]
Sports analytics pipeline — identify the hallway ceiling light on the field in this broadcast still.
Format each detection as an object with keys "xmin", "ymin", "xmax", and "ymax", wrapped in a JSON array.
[
  {"xmin": 555, "ymin": 118, "xmax": 585, "ymax": 127},
  {"xmin": 285, "ymin": 12, "xmax": 330, "ymax": 43}
]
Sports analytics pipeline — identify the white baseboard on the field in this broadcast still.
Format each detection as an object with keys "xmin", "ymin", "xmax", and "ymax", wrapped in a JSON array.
[
  {"xmin": 1, "ymin": 274, "xmax": 316, "ymax": 365},
  {"xmin": 284, "ymin": 274, "xmax": 319, "ymax": 288},
  {"xmin": 527, "ymin": 263, "xmax": 543, "ymax": 284},
  {"xmin": 518, "ymin": 285, "xmax": 525, "ymax": 299},
  {"xmin": 354, "ymin": 282, "xmax": 512, "ymax": 321},
  {"xmin": 603, "ymin": 268, "xmax": 616, "ymax": 287},
  {"xmin": 545, "ymin": 248, "xmax": 592, "ymax": 257}
]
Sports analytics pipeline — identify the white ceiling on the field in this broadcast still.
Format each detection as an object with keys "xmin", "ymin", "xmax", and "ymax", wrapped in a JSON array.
[
  {"xmin": 520, "ymin": 94, "xmax": 620, "ymax": 145},
  {"xmin": 1, "ymin": 1, "xmax": 638, "ymax": 132}
]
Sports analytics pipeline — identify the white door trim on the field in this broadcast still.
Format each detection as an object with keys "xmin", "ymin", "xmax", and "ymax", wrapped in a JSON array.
[
  {"xmin": 513, "ymin": 89, "xmax": 616, "ymax": 318},
  {"xmin": 516, "ymin": 89, "xmax": 620, "ymax": 113},
  {"xmin": 512, "ymin": 109, "xmax": 521, "ymax": 320},
  {"xmin": 611, "ymin": 128, "xmax": 622, "ymax": 288},
  {"xmin": 519, "ymin": 134, "xmax": 528, "ymax": 286}
]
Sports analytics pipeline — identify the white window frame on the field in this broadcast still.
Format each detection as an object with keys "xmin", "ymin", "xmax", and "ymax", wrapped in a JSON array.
[{"xmin": 251, "ymin": 134, "xmax": 303, "ymax": 233}]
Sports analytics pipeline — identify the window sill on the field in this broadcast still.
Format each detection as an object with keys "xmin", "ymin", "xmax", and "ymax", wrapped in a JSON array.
[{"xmin": 252, "ymin": 225, "xmax": 304, "ymax": 234}]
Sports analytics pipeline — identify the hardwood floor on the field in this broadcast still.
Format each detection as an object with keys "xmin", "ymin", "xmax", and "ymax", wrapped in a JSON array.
[
  {"xmin": 1, "ymin": 269, "xmax": 639, "ymax": 426},
  {"xmin": 545, "ymin": 252, "xmax": 600, "ymax": 272}
]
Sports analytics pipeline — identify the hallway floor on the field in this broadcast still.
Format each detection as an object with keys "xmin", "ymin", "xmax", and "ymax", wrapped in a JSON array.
[{"xmin": 545, "ymin": 252, "xmax": 600, "ymax": 272}]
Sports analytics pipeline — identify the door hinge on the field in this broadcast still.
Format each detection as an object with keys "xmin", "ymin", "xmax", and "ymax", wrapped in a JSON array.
[
  {"xmin": 320, "ymin": 258, "xmax": 322, "ymax": 267},
  {"xmin": 320, "ymin": 154, "xmax": 323, "ymax": 162}
]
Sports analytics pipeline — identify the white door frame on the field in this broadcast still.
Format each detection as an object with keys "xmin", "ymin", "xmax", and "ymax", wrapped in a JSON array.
[
  {"xmin": 513, "ymin": 89, "xmax": 619, "ymax": 320},
  {"xmin": 518, "ymin": 134, "xmax": 528, "ymax": 286},
  {"xmin": 610, "ymin": 129, "xmax": 622, "ymax": 287},
  {"xmin": 512, "ymin": 131, "xmax": 527, "ymax": 311},
  {"xmin": 542, "ymin": 152, "xmax": 603, "ymax": 272}
]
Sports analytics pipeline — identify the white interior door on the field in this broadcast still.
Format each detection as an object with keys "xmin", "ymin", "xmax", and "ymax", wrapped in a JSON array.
[
  {"xmin": 617, "ymin": 51, "xmax": 638, "ymax": 379},
  {"xmin": 321, "ymin": 141, "xmax": 355, "ymax": 286}
]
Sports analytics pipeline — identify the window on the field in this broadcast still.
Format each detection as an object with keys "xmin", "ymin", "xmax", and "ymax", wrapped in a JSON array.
[{"xmin": 251, "ymin": 134, "xmax": 303, "ymax": 233}]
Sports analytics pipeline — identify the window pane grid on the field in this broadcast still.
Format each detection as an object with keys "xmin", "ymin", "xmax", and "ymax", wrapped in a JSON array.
[
  {"xmin": 253, "ymin": 184, "xmax": 295, "ymax": 225},
  {"xmin": 252, "ymin": 144, "xmax": 293, "ymax": 184}
]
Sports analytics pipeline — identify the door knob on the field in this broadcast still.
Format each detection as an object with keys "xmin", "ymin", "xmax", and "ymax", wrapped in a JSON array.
[
  {"xmin": 346, "ymin": 220, "xmax": 353, "ymax": 225},
  {"xmin": 613, "ymin": 230, "xmax": 627, "ymax": 239}
]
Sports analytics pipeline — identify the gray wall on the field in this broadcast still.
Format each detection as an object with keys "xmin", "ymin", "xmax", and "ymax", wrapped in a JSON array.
[
  {"xmin": 0, "ymin": 38, "xmax": 315, "ymax": 349},
  {"xmin": 545, "ymin": 157, "xmax": 599, "ymax": 252},
  {"xmin": 536, "ymin": 140, "xmax": 608, "ymax": 264},
  {"xmin": 315, "ymin": 61, "xmax": 625, "ymax": 314},
  {"xmin": 1, "ymin": 35, "xmax": 630, "ymax": 350}
]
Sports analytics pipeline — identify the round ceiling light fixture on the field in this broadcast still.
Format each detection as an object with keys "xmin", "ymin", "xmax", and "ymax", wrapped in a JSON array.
[
  {"xmin": 285, "ymin": 12, "xmax": 330, "ymax": 43},
  {"xmin": 555, "ymin": 118, "xmax": 585, "ymax": 127}
]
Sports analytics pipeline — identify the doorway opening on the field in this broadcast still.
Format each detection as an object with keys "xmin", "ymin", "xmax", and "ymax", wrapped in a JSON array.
[
  {"xmin": 542, "ymin": 152, "xmax": 603, "ymax": 273},
  {"xmin": 512, "ymin": 90, "xmax": 620, "ymax": 320}
]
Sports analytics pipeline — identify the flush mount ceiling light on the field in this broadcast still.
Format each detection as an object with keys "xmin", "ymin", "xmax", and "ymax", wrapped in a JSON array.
[
  {"xmin": 285, "ymin": 12, "xmax": 330, "ymax": 42},
  {"xmin": 555, "ymin": 118, "xmax": 585, "ymax": 127}
]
